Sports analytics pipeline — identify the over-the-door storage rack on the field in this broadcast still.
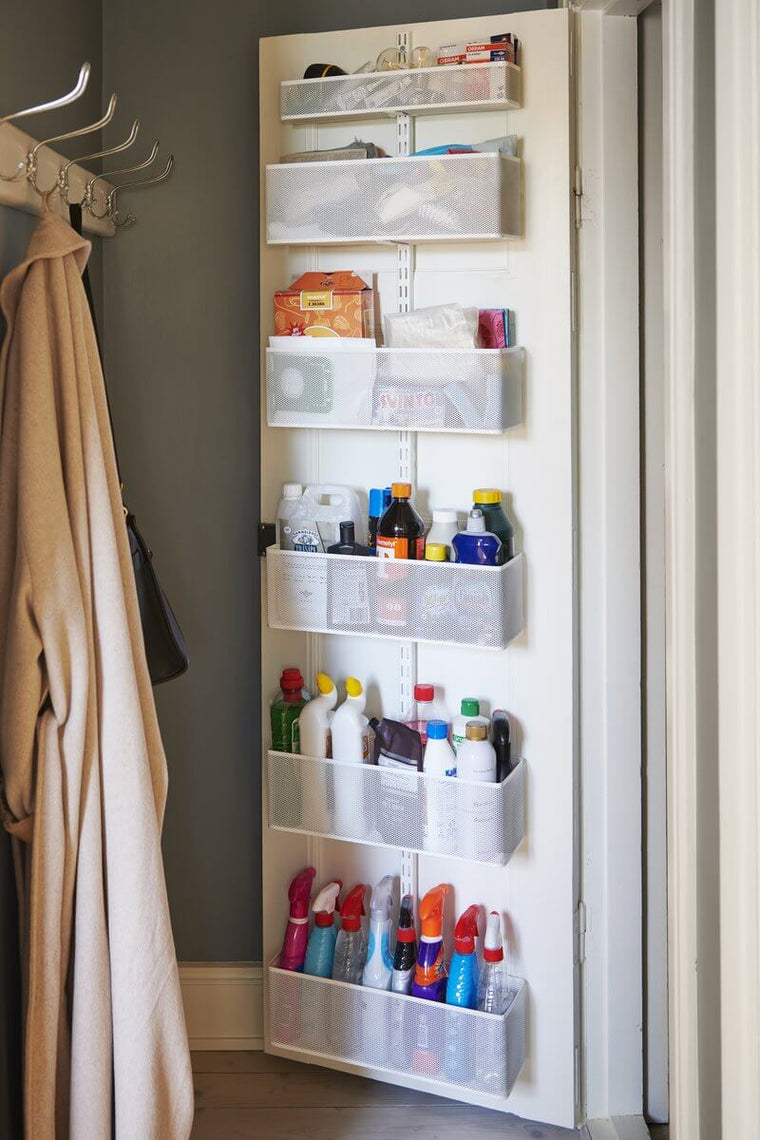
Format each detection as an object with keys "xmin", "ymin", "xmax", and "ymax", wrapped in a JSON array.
[{"xmin": 261, "ymin": 12, "xmax": 578, "ymax": 1129}]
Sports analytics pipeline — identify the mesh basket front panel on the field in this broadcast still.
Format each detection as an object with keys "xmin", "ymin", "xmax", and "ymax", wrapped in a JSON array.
[
  {"xmin": 266, "ymin": 549, "xmax": 524, "ymax": 650},
  {"xmin": 268, "ymin": 964, "xmax": 527, "ymax": 1098},
  {"xmin": 266, "ymin": 348, "xmax": 524, "ymax": 433},
  {"xmin": 266, "ymin": 154, "xmax": 521, "ymax": 243},
  {"xmin": 280, "ymin": 63, "xmax": 521, "ymax": 120},
  {"xmin": 267, "ymin": 752, "xmax": 525, "ymax": 866}
]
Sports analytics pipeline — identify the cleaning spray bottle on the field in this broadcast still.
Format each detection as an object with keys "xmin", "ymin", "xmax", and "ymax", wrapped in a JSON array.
[
  {"xmin": 444, "ymin": 903, "xmax": 481, "ymax": 1082},
  {"xmin": 331, "ymin": 883, "xmax": 368, "ymax": 984},
  {"xmin": 477, "ymin": 910, "xmax": 510, "ymax": 1094},
  {"xmin": 303, "ymin": 881, "xmax": 343, "ymax": 978},
  {"xmin": 391, "ymin": 895, "xmax": 418, "ymax": 995},
  {"xmin": 445, "ymin": 904, "xmax": 481, "ymax": 1009},
  {"xmin": 411, "ymin": 883, "xmax": 450, "ymax": 1076},
  {"xmin": 331, "ymin": 677, "xmax": 370, "ymax": 839},
  {"xmin": 298, "ymin": 673, "xmax": 337, "ymax": 832},
  {"xmin": 361, "ymin": 875, "xmax": 395, "ymax": 1065},
  {"xmin": 412, "ymin": 884, "xmax": 450, "ymax": 1001},
  {"xmin": 278, "ymin": 867, "xmax": 317, "ymax": 971},
  {"xmin": 390, "ymin": 893, "xmax": 418, "ymax": 1068}
]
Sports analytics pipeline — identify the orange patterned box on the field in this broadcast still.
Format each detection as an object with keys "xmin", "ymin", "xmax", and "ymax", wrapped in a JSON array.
[{"xmin": 273, "ymin": 271, "xmax": 374, "ymax": 338}]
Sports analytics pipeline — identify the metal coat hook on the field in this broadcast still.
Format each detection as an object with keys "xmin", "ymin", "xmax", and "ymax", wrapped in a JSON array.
[
  {"xmin": 57, "ymin": 118, "xmax": 140, "ymax": 205},
  {"xmin": 0, "ymin": 63, "xmax": 91, "ymax": 128},
  {"xmin": 86, "ymin": 139, "xmax": 159, "ymax": 217},
  {"xmin": 28, "ymin": 94, "xmax": 118, "ymax": 194},
  {"xmin": 104, "ymin": 154, "xmax": 174, "ymax": 229}
]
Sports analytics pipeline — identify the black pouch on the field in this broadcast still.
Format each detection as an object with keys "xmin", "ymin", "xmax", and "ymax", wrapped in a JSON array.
[{"xmin": 371, "ymin": 718, "xmax": 423, "ymax": 845}]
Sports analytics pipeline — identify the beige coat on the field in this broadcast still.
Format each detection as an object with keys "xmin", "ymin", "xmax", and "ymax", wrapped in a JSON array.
[{"xmin": 0, "ymin": 208, "xmax": 193, "ymax": 1139}]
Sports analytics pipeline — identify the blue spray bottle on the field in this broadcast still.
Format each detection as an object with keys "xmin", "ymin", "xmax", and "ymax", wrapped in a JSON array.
[
  {"xmin": 444, "ymin": 903, "xmax": 481, "ymax": 1081},
  {"xmin": 303, "ymin": 880, "xmax": 342, "ymax": 978}
]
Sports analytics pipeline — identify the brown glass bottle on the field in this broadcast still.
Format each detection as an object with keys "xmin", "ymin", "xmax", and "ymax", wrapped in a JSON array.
[{"xmin": 376, "ymin": 483, "xmax": 426, "ymax": 560}]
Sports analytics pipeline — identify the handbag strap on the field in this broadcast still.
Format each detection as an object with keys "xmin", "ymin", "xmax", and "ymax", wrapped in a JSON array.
[{"xmin": 69, "ymin": 203, "xmax": 124, "ymax": 490}]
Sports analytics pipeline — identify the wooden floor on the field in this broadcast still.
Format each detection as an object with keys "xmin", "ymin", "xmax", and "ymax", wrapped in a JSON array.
[{"xmin": 191, "ymin": 1052, "xmax": 668, "ymax": 1139}]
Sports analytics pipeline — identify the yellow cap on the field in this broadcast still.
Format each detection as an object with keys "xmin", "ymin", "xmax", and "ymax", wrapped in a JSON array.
[
  {"xmin": 391, "ymin": 482, "xmax": 412, "ymax": 498},
  {"xmin": 465, "ymin": 722, "xmax": 488, "ymax": 741},
  {"xmin": 473, "ymin": 488, "xmax": 501, "ymax": 505},
  {"xmin": 425, "ymin": 543, "xmax": 447, "ymax": 562},
  {"xmin": 345, "ymin": 676, "xmax": 363, "ymax": 698},
  {"xmin": 316, "ymin": 672, "xmax": 334, "ymax": 695}
]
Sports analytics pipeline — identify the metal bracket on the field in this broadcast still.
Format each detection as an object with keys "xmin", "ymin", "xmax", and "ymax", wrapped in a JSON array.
[
  {"xmin": 574, "ymin": 164, "xmax": 584, "ymax": 229},
  {"xmin": 576, "ymin": 900, "xmax": 588, "ymax": 964},
  {"xmin": 258, "ymin": 522, "xmax": 276, "ymax": 556}
]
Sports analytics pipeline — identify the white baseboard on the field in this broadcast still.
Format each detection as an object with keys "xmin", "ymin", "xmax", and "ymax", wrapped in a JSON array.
[
  {"xmin": 585, "ymin": 1118, "xmax": 653, "ymax": 1140},
  {"xmin": 179, "ymin": 962, "xmax": 263, "ymax": 1051}
]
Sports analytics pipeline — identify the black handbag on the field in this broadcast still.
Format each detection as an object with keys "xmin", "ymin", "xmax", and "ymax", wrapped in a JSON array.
[{"xmin": 70, "ymin": 205, "xmax": 189, "ymax": 685}]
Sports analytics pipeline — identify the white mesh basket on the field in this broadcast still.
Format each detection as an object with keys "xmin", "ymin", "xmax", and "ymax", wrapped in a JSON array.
[
  {"xmin": 266, "ymin": 153, "xmax": 521, "ymax": 245},
  {"xmin": 265, "ymin": 548, "xmax": 524, "ymax": 649},
  {"xmin": 268, "ymin": 961, "xmax": 527, "ymax": 1098},
  {"xmin": 265, "ymin": 347, "xmax": 523, "ymax": 433},
  {"xmin": 280, "ymin": 62, "xmax": 521, "ymax": 121},
  {"xmin": 267, "ymin": 752, "xmax": 525, "ymax": 866}
]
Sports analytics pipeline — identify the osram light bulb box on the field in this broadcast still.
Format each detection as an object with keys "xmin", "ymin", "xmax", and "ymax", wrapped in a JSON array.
[{"xmin": 274, "ymin": 271, "xmax": 374, "ymax": 338}]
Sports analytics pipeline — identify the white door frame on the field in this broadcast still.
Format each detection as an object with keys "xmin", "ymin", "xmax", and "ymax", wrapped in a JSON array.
[{"xmin": 715, "ymin": 1, "xmax": 760, "ymax": 1137}]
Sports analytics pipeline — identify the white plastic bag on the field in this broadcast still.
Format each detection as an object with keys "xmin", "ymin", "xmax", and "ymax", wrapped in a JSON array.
[{"xmin": 383, "ymin": 303, "xmax": 479, "ymax": 348}]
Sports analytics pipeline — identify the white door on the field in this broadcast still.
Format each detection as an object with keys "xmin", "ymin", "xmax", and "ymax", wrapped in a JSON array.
[{"xmin": 260, "ymin": 10, "xmax": 578, "ymax": 1129}]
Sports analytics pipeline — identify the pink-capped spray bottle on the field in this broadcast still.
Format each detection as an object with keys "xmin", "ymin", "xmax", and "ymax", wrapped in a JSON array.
[{"xmin": 279, "ymin": 867, "xmax": 317, "ymax": 971}]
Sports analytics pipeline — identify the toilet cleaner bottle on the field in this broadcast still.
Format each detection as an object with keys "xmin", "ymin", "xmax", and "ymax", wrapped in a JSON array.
[
  {"xmin": 303, "ymin": 881, "xmax": 343, "ymax": 978},
  {"xmin": 298, "ymin": 672, "xmax": 337, "ymax": 757},
  {"xmin": 278, "ymin": 867, "xmax": 317, "ymax": 971}
]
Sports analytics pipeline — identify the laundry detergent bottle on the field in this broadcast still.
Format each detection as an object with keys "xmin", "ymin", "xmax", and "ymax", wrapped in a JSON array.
[
  {"xmin": 278, "ymin": 867, "xmax": 317, "ymax": 971},
  {"xmin": 303, "ymin": 881, "xmax": 343, "ymax": 978}
]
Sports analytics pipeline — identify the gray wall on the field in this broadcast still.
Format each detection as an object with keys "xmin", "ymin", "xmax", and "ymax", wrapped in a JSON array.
[
  {"xmin": 101, "ymin": 1, "xmax": 551, "ymax": 964},
  {"xmin": 0, "ymin": 4, "xmax": 103, "ymax": 1133}
]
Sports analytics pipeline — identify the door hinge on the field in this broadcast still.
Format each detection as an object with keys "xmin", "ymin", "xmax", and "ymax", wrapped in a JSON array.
[
  {"xmin": 258, "ymin": 522, "xmax": 276, "ymax": 556},
  {"xmin": 573, "ymin": 165, "xmax": 584, "ymax": 229},
  {"xmin": 576, "ymin": 900, "xmax": 588, "ymax": 964}
]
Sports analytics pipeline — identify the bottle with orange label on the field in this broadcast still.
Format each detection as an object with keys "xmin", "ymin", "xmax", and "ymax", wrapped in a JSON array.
[{"xmin": 376, "ymin": 483, "xmax": 426, "ymax": 560}]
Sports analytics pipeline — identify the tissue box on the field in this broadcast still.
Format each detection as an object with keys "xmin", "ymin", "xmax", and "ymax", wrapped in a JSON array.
[{"xmin": 274, "ymin": 271, "xmax": 374, "ymax": 338}]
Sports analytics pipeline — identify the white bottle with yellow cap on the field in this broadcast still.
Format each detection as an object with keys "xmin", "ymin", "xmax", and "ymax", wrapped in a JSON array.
[
  {"xmin": 331, "ymin": 677, "xmax": 370, "ymax": 838},
  {"xmin": 298, "ymin": 672, "xmax": 337, "ymax": 833},
  {"xmin": 457, "ymin": 721, "xmax": 498, "ymax": 861}
]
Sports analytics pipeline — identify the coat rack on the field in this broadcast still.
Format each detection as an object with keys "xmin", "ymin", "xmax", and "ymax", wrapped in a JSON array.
[{"xmin": 0, "ymin": 63, "xmax": 173, "ymax": 236}]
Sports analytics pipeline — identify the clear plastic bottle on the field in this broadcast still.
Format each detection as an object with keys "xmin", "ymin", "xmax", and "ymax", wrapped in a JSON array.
[
  {"xmin": 477, "ymin": 910, "xmax": 509, "ymax": 1014},
  {"xmin": 409, "ymin": 683, "xmax": 450, "ymax": 745},
  {"xmin": 331, "ymin": 884, "xmax": 368, "ymax": 984}
]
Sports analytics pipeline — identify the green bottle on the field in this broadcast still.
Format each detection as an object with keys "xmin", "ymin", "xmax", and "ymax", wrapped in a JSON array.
[
  {"xmin": 270, "ymin": 667, "xmax": 310, "ymax": 753},
  {"xmin": 472, "ymin": 488, "xmax": 515, "ymax": 564}
]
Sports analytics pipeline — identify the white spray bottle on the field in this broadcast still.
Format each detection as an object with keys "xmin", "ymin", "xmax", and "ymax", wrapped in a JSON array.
[
  {"xmin": 331, "ymin": 677, "xmax": 370, "ymax": 838},
  {"xmin": 361, "ymin": 874, "xmax": 395, "ymax": 1066}
]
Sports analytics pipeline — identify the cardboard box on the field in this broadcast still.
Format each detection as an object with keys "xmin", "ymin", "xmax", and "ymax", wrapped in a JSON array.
[{"xmin": 274, "ymin": 271, "xmax": 374, "ymax": 338}]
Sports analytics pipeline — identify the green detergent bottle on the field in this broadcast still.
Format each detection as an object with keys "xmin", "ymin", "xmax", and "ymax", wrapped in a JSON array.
[{"xmin": 270, "ymin": 667, "xmax": 310, "ymax": 753}]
